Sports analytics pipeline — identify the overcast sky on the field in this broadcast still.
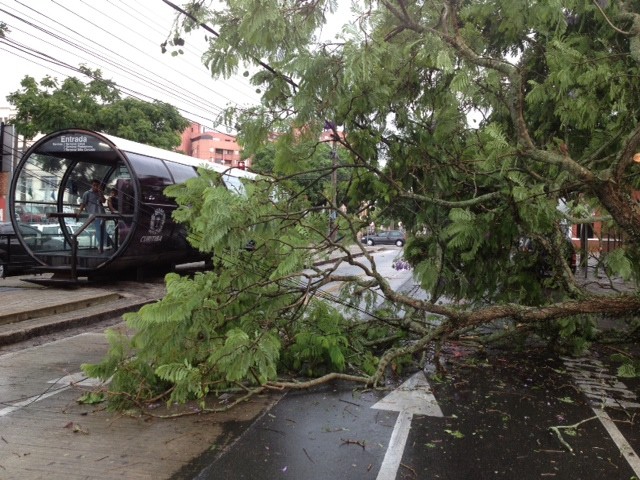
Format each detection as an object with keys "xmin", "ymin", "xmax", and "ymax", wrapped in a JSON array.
[{"xmin": 0, "ymin": 0, "xmax": 351, "ymax": 130}]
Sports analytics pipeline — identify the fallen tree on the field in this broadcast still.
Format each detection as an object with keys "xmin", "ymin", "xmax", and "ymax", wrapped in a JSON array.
[{"xmin": 84, "ymin": 0, "xmax": 640, "ymax": 410}]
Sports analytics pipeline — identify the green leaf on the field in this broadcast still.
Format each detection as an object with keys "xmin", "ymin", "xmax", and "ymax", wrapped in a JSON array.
[
  {"xmin": 444, "ymin": 429, "xmax": 465, "ymax": 439},
  {"xmin": 77, "ymin": 391, "xmax": 105, "ymax": 405},
  {"xmin": 435, "ymin": 50, "xmax": 454, "ymax": 73},
  {"xmin": 617, "ymin": 364, "xmax": 638, "ymax": 378}
]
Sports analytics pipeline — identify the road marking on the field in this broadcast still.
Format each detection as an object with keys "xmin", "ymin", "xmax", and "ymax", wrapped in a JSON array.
[
  {"xmin": 595, "ymin": 408, "xmax": 640, "ymax": 475},
  {"xmin": 47, "ymin": 372, "xmax": 105, "ymax": 387},
  {"xmin": 563, "ymin": 357, "xmax": 640, "ymax": 476},
  {"xmin": 0, "ymin": 388, "xmax": 67, "ymax": 417},
  {"xmin": 563, "ymin": 357, "xmax": 640, "ymax": 409},
  {"xmin": 0, "ymin": 372, "xmax": 105, "ymax": 417},
  {"xmin": 372, "ymin": 371, "xmax": 443, "ymax": 480}
]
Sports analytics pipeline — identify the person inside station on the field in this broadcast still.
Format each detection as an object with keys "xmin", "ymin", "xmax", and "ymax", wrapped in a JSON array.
[
  {"xmin": 107, "ymin": 187, "xmax": 119, "ymax": 248},
  {"xmin": 77, "ymin": 179, "xmax": 106, "ymax": 251},
  {"xmin": 107, "ymin": 188, "xmax": 118, "ymax": 213}
]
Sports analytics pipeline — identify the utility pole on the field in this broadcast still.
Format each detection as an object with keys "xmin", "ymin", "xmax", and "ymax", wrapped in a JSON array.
[
  {"xmin": 1, "ymin": 123, "xmax": 17, "ymax": 222},
  {"xmin": 325, "ymin": 120, "xmax": 338, "ymax": 242},
  {"xmin": 330, "ymin": 139, "xmax": 337, "ymax": 241},
  {"xmin": 0, "ymin": 122, "xmax": 12, "ymax": 173}
]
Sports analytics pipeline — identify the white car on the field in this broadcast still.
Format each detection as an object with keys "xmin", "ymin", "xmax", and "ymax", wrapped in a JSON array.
[
  {"xmin": 32, "ymin": 223, "xmax": 94, "ymax": 248},
  {"xmin": 32, "ymin": 224, "xmax": 66, "ymax": 242},
  {"xmin": 67, "ymin": 224, "xmax": 96, "ymax": 248}
]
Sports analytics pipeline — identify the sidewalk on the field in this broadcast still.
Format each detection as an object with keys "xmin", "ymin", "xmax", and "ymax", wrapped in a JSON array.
[
  {"xmin": 0, "ymin": 274, "xmax": 165, "ymax": 346},
  {"xmin": 0, "ymin": 268, "xmax": 282, "ymax": 480},
  {"xmin": 0, "ymin": 328, "xmax": 280, "ymax": 480}
]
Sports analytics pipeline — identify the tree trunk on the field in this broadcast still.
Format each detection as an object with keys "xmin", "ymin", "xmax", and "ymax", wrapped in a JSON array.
[{"xmin": 593, "ymin": 181, "xmax": 640, "ymax": 246}]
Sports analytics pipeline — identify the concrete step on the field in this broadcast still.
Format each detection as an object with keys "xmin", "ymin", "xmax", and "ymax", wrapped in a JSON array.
[
  {"xmin": 0, "ymin": 295, "xmax": 153, "ymax": 346},
  {"xmin": 0, "ymin": 290, "xmax": 122, "ymax": 326}
]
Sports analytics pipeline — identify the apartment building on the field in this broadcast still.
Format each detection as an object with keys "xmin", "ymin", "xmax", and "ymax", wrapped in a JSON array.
[{"xmin": 178, "ymin": 123, "xmax": 247, "ymax": 169}]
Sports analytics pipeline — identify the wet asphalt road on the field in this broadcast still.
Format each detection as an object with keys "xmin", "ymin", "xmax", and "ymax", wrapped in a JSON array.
[
  {"xmin": 190, "ymin": 347, "xmax": 639, "ymax": 480},
  {"xmin": 195, "ymin": 383, "xmax": 390, "ymax": 479},
  {"xmin": 412, "ymin": 349, "xmax": 640, "ymax": 479}
]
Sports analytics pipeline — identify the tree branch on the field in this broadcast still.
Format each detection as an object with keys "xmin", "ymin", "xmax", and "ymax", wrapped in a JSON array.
[
  {"xmin": 613, "ymin": 123, "xmax": 640, "ymax": 181},
  {"xmin": 593, "ymin": 0, "xmax": 631, "ymax": 35},
  {"xmin": 399, "ymin": 190, "xmax": 503, "ymax": 208},
  {"xmin": 162, "ymin": 0, "xmax": 299, "ymax": 90}
]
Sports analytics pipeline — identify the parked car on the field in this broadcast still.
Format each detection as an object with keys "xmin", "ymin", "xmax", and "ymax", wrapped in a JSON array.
[
  {"xmin": 0, "ymin": 222, "xmax": 39, "ymax": 277},
  {"xmin": 68, "ymin": 224, "xmax": 97, "ymax": 248},
  {"xmin": 31, "ymin": 222, "xmax": 102, "ymax": 248},
  {"xmin": 33, "ymin": 224, "xmax": 66, "ymax": 242},
  {"xmin": 361, "ymin": 230, "xmax": 406, "ymax": 247},
  {"xmin": 14, "ymin": 204, "xmax": 48, "ymax": 223},
  {"xmin": 0, "ymin": 222, "xmax": 65, "ymax": 277}
]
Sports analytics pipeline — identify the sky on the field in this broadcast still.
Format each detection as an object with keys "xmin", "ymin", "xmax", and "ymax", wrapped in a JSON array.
[{"xmin": 0, "ymin": 0, "xmax": 350, "ymax": 131}]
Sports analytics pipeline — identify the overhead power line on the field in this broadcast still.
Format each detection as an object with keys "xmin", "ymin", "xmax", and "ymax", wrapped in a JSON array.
[
  {"xmin": 3, "ymin": 1, "xmax": 227, "ymax": 116},
  {"xmin": 0, "ymin": 0, "xmax": 261, "ymax": 129}
]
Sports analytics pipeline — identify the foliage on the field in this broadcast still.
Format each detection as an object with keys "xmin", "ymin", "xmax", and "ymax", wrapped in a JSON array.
[
  {"xmin": 281, "ymin": 302, "xmax": 350, "ymax": 376},
  {"xmin": 544, "ymin": 315, "xmax": 599, "ymax": 356},
  {"xmin": 76, "ymin": 391, "xmax": 106, "ymax": 405},
  {"xmin": 84, "ymin": 169, "xmax": 378, "ymax": 406},
  {"xmin": 88, "ymin": 0, "xmax": 640, "ymax": 408},
  {"xmin": 83, "ymin": 329, "xmax": 163, "ymax": 410},
  {"xmin": 610, "ymin": 352, "xmax": 640, "ymax": 379},
  {"xmin": 7, "ymin": 67, "xmax": 188, "ymax": 147}
]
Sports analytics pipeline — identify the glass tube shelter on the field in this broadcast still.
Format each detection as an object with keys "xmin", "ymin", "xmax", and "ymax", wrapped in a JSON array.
[{"xmin": 8, "ymin": 128, "xmax": 256, "ymax": 281}]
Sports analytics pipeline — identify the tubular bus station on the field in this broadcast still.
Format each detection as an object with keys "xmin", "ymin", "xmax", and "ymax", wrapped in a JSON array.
[{"xmin": 8, "ymin": 128, "xmax": 256, "ymax": 284}]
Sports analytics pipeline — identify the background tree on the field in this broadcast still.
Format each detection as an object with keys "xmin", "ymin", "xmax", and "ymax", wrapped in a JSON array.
[
  {"xmin": 249, "ymin": 137, "xmax": 353, "ymax": 209},
  {"xmin": 7, "ymin": 66, "xmax": 188, "ymax": 148},
  {"xmin": 86, "ymin": 0, "xmax": 640, "ymax": 409}
]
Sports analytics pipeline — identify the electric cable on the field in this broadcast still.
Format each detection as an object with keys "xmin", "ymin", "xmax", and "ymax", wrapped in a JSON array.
[
  {"xmin": 0, "ymin": 9, "xmax": 227, "ymax": 121},
  {"xmin": 0, "ymin": 40, "xmax": 232, "ymax": 134},
  {"xmin": 0, "ymin": 0, "xmax": 258, "ymax": 129},
  {"xmin": 21, "ymin": 0, "xmax": 256, "ymax": 103},
  {"xmin": 98, "ymin": 0, "xmax": 259, "ymax": 104}
]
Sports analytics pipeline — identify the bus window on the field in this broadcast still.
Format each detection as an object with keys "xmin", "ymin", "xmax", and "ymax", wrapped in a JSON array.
[
  {"xmin": 126, "ymin": 152, "xmax": 173, "ymax": 205},
  {"xmin": 166, "ymin": 162, "xmax": 198, "ymax": 184}
]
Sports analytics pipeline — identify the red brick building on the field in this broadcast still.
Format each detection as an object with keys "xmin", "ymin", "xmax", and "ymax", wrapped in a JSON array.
[{"xmin": 178, "ymin": 123, "xmax": 247, "ymax": 169}]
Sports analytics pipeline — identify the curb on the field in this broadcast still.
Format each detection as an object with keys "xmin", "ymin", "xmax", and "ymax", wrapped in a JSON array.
[
  {"xmin": 0, "ymin": 297, "xmax": 156, "ymax": 347},
  {"xmin": 0, "ymin": 292, "xmax": 121, "ymax": 326}
]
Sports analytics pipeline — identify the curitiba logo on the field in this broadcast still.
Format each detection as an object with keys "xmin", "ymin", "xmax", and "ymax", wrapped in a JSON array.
[{"xmin": 149, "ymin": 208, "xmax": 166, "ymax": 235}]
